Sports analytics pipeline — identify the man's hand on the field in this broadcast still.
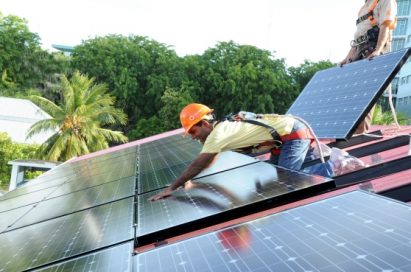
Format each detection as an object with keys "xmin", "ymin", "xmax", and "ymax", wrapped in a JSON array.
[
  {"xmin": 367, "ymin": 49, "xmax": 382, "ymax": 60},
  {"xmin": 149, "ymin": 186, "xmax": 174, "ymax": 201},
  {"xmin": 339, "ymin": 57, "xmax": 351, "ymax": 67}
]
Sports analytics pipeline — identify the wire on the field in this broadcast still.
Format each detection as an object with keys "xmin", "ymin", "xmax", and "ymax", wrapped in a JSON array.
[{"xmin": 284, "ymin": 114, "xmax": 326, "ymax": 164}]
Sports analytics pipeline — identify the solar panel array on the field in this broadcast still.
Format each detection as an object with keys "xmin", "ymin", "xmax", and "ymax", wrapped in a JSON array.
[
  {"xmin": 287, "ymin": 48, "xmax": 411, "ymax": 139},
  {"xmin": 0, "ymin": 146, "xmax": 138, "ymax": 271},
  {"xmin": 137, "ymin": 190, "xmax": 411, "ymax": 272}
]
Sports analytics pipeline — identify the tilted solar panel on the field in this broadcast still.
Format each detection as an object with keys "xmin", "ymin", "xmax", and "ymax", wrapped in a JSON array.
[
  {"xmin": 136, "ymin": 190, "xmax": 411, "ymax": 272},
  {"xmin": 137, "ymin": 162, "xmax": 332, "ymax": 245},
  {"xmin": 287, "ymin": 48, "xmax": 411, "ymax": 139}
]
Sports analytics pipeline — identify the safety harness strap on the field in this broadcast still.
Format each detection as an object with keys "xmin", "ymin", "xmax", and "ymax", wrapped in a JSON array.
[
  {"xmin": 241, "ymin": 119, "xmax": 282, "ymax": 143},
  {"xmin": 356, "ymin": 0, "xmax": 379, "ymax": 26}
]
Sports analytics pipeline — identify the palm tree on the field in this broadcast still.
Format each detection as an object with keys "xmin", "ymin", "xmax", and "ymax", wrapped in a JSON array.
[{"xmin": 27, "ymin": 71, "xmax": 128, "ymax": 161}]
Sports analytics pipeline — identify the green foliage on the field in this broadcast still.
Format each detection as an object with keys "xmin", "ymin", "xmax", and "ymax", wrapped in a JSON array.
[
  {"xmin": 0, "ymin": 132, "xmax": 39, "ymax": 189},
  {"xmin": 71, "ymin": 35, "xmax": 186, "ymax": 131},
  {"xmin": 127, "ymin": 116, "xmax": 164, "ymax": 140},
  {"xmin": 127, "ymin": 87, "xmax": 194, "ymax": 140},
  {"xmin": 0, "ymin": 12, "xmax": 68, "ymax": 92},
  {"xmin": 187, "ymin": 41, "xmax": 297, "ymax": 117},
  {"xmin": 28, "ymin": 71, "xmax": 128, "ymax": 161},
  {"xmin": 372, "ymin": 105, "xmax": 410, "ymax": 125},
  {"xmin": 288, "ymin": 60, "xmax": 335, "ymax": 91}
]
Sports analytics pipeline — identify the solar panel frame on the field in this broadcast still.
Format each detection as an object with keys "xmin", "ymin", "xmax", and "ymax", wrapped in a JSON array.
[{"xmin": 287, "ymin": 48, "xmax": 411, "ymax": 139}]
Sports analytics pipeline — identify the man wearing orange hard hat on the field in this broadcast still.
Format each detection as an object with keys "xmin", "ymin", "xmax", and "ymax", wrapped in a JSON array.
[{"xmin": 149, "ymin": 103, "xmax": 365, "ymax": 201}]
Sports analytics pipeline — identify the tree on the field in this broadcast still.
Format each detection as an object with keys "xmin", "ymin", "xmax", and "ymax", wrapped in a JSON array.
[
  {"xmin": 71, "ymin": 35, "xmax": 186, "ymax": 131},
  {"xmin": 0, "ymin": 132, "xmax": 39, "ymax": 190},
  {"xmin": 27, "ymin": 71, "xmax": 128, "ymax": 161},
  {"xmin": 127, "ymin": 87, "xmax": 194, "ymax": 140},
  {"xmin": 189, "ymin": 41, "xmax": 296, "ymax": 117},
  {"xmin": 288, "ymin": 60, "xmax": 335, "ymax": 91},
  {"xmin": 0, "ymin": 12, "xmax": 68, "ymax": 92}
]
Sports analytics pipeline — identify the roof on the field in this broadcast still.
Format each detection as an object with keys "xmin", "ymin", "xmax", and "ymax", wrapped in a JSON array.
[
  {"xmin": 0, "ymin": 123, "xmax": 410, "ymax": 271},
  {"xmin": 0, "ymin": 96, "xmax": 55, "ymax": 144}
]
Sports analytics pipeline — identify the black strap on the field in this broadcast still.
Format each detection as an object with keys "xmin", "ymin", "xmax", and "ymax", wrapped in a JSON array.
[
  {"xmin": 356, "ymin": 10, "xmax": 373, "ymax": 25},
  {"xmin": 241, "ymin": 119, "xmax": 282, "ymax": 143}
]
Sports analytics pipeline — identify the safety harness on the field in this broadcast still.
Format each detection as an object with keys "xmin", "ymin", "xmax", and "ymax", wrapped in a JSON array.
[
  {"xmin": 351, "ymin": 0, "xmax": 380, "ymax": 60},
  {"xmin": 220, "ymin": 117, "xmax": 313, "ymax": 156}
]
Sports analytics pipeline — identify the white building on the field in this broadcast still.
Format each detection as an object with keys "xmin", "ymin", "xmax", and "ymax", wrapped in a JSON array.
[
  {"xmin": 391, "ymin": 0, "xmax": 411, "ymax": 117},
  {"xmin": 0, "ymin": 97, "xmax": 55, "ymax": 144}
]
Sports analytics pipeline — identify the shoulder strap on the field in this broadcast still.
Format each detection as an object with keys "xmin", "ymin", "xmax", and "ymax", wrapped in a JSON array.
[
  {"xmin": 241, "ymin": 119, "xmax": 282, "ymax": 143},
  {"xmin": 356, "ymin": 0, "xmax": 379, "ymax": 26}
]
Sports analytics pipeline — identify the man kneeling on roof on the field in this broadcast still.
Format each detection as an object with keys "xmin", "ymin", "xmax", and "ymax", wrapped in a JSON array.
[{"xmin": 149, "ymin": 103, "xmax": 365, "ymax": 201}]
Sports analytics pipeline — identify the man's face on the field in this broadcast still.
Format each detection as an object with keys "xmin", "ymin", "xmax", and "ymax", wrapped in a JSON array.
[{"xmin": 188, "ymin": 121, "xmax": 211, "ymax": 143}]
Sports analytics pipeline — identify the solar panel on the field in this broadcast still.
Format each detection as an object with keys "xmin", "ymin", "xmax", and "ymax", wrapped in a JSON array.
[
  {"xmin": 0, "ymin": 159, "xmax": 136, "ymax": 215},
  {"xmin": 138, "ymin": 151, "xmax": 259, "ymax": 194},
  {"xmin": 287, "ymin": 48, "xmax": 411, "ymax": 139},
  {"xmin": 137, "ymin": 162, "xmax": 332, "ymax": 244},
  {"xmin": 0, "ymin": 186, "xmax": 57, "ymax": 213},
  {"xmin": 0, "ymin": 197, "xmax": 134, "ymax": 271},
  {"xmin": 136, "ymin": 190, "xmax": 411, "ymax": 272},
  {"xmin": 36, "ymin": 242, "xmax": 133, "ymax": 272},
  {"xmin": 0, "ymin": 146, "xmax": 137, "ymax": 201},
  {"xmin": 137, "ymin": 134, "xmax": 202, "ymax": 194},
  {"xmin": 4, "ymin": 177, "xmax": 135, "ymax": 232},
  {"xmin": 0, "ymin": 205, "xmax": 32, "ymax": 233}
]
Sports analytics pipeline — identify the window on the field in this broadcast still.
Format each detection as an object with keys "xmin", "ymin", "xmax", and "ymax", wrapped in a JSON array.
[
  {"xmin": 398, "ymin": 0, "xmax": 411, "ymax": 16},
  {"xmin": 394, "ymin": 19, "xmax": 408, "ymax": 35},
  {"xmin": 392, "ymin": 77, "xmax": 399, "ymax": 95},
  {"xmin": 392, "ymin": 38, "xmax": 406, "ymax": 51}
]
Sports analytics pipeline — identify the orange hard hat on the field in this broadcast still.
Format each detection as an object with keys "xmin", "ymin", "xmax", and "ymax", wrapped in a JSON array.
[{"xmin": 180, "ymin": 103, "xmax": 214, "ymax": 134}]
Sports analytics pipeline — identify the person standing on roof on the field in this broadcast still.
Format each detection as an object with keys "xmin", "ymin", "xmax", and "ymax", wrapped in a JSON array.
[
  {"xmin": 149, "ymin": 103, "xmax": 364, "ymax": 201},
  {"xmin": 340, "ymin": 0, "xmax": 397, "ymax": 134}
]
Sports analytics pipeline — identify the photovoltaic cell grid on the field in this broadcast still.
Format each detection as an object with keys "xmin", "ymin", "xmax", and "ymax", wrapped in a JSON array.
[
  {"xmin": 37, "ymin": 242, "xmax": 133, "ymax": 272},
  {"xmin": 0, "ymin": 145, "xmax": 136, "ymax": 201},
  {"xmin": 137, "ymin": 162, "xmax": 332, "ymax": 240},
  {"xmin": 2, "ymin": 176, "xmax": 135, "ymax": 232},
  {"xmin": 0, "ymin": 145, "xmax": 138, "ymax": 271},
  {"xmin": 287, "ymin": 48, "xmax": 411, "ymax": 139},
  {"xmin": 137, "ymin": 134, "xmax": 201, "ymax": 194},
  {"xmin": 136, "ymin": 190, "xmax": 411, "ymax": 272},
  {"xmin": 0, "ymin": 197, "xmax": 134, "ymax": 272},
  {"xmin": 0, "ymin": 146, "xmax": 137, "ymax": 213}
]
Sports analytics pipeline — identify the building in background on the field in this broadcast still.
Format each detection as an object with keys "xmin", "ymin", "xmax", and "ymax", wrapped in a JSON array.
[
  {"xmin": 0, "ymin": 97, "xmax": 55, "ymax": 144},
  {"xmin": 52, "ymin": 44, "xmax": 74, "ymax": 56},
  {"xmin": 390, "ymin": 0, "xmax": 411, "ymax": 117}
]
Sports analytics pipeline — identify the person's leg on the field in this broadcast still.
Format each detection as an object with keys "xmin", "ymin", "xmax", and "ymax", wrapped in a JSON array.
[{"xmin": 278, "ymin": 138, "xmax": 310, "ymax": 170}]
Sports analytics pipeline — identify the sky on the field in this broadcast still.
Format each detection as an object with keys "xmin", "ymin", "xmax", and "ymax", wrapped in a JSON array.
[{"xmin": 1, "ymin": 0, "xmax": 362, "ymax": 67}]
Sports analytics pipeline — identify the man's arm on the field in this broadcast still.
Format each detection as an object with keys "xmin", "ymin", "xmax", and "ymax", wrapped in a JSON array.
[
  {"xmin": 149, "ymin": 152, "xmax": 217, "ymax": 201},
  {"xmin": 368, "ymin": 21, "xmax": 391, "ymax": 58},
  {"xmin": 340, "ymin": 46, "xmax": 357, "ymax": 66}
]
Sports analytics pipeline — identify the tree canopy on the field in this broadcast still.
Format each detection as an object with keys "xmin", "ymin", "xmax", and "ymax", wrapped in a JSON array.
[
  {"xmin": 70, "ymin": 35, "xmax": 186, "ymax": 131},
  {"xmin": 0, "ymin": 12, "xmax": 68, "ymax": 92}
]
